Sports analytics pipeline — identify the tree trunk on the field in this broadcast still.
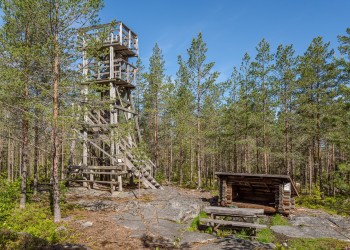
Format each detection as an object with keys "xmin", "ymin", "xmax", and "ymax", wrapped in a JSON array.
[
  {"xmin": 197, "ymin": 76, "xmax": 201, "ymax": 189},
  {"xmin": 7, "ymin": 129, "xmax": 11, "ymax": 181},
  {"xmin": 20, "ymin": 111, "xmax": 29, "ymax": 209},
  {"xmin": 179, "ymin": 142, "xmax": 183, "ymax": 186},
  {"xmin": 33, "ymin": 122, "xmax": 39, "ymax": 195},
  {"xmin": 61, "ymin": 126, "xmax": 65, "ymax": 180},
  {"xmin": 0, "ymin": 136, "xmax": 3, "ymax": 173},
  {"xmin": 154, "ymin": 90, "xmax": 159, "ymax": 172},
  {"xmin": 169, "ymin": 137, "xmax": 173, "ymax": 181},
  {"xmin": 190, "ymin": 138, "xmax": 193, "ymax": 183},
  {"xmin": 309, "ymin": 144, "xmax": 313, "ymax": 194},
  {"xmin": 51, "ymin": 0, "xmax": 61, "ymax": 222}
]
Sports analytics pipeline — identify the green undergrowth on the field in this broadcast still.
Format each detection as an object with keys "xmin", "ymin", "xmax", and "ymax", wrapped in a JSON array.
[
  {"xmin": 0, "ymin": 178, "xmax": 21, "ymax": 223},
  {"xmin": 271, "ymin": 214, "xmax": 289, "ymax": 226},
  {"xmin": 296, "ymin": 193, "xmax": 350, "ymax": 216},
  {"xmin": 0, "ymin": 178, "xmax": 74, "ymax": 249},
  {"xmin": 254, "ymin": 214, "xmax": 289, "ymax": 244},
  {"xmin": 188, "ymin": 211, "xmax": 208, "ymax": 232},
  {"xmin": 287, "ymin": 238, "xmax": 350, "ymax": 250}
]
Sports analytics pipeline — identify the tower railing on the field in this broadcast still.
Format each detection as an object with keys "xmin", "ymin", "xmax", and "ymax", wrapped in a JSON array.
[{"xmin": 78, "ymin": 21, "xmax": 138, "ymax": 56}]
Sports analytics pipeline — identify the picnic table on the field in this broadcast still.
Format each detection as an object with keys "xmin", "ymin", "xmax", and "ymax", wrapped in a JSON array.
[{"xmin": 200, "ymin": 206, "xmax": 267, "ymax": 232}]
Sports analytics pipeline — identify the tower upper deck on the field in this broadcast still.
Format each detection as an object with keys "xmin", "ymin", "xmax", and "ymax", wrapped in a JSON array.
[{"xmin": 79, "ymin": 21, "xmax": 138, "ymax": 57}]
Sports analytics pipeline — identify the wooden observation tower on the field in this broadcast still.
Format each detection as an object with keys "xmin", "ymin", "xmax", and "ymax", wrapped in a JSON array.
[{"xmin": 68, "ymin": 21, "xmax": 162, "ymax": 191}]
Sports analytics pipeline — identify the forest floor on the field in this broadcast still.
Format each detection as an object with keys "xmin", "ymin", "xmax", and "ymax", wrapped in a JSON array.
[{"xmin": 61, "ymin": 185, "xmax": 350, "ymax": 249}]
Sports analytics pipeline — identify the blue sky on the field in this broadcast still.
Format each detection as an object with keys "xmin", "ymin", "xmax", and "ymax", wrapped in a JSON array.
[{"xmin": 101, "ymin": 0, "xmax": 350, "ymax": 81}]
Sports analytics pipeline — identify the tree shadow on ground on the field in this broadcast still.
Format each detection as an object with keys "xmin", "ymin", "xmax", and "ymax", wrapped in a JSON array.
[
  {"xmin": 201, "ymin": 196, "xmax": 218, "ymax": 206},
  {"xmin": 209, "ymin": 236, "xmax": 273, "ymax": 250},
  {"xmin": 0, "ymin": 229, "xmax": 88, "ymax": 250}
]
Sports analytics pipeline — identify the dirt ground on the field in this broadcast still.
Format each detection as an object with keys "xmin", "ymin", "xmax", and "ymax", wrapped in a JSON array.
[
  {"xmin": 66, "ymin": 209, "xmax": 143, "ymax": 249},
  {"xmin": 63, "ymin": 185, "xmax": 213, "ymax": 250}
]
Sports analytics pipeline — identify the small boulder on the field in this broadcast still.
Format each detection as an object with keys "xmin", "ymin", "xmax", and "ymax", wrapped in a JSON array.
[{"xmin": 81, "ymin": 221, "xmax": 93, "ymax": 228}]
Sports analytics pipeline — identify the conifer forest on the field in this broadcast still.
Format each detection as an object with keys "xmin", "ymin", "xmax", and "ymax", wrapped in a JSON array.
[{"xmin": 0, "ymin": 0, "xmax": 350, "ymax": 249}]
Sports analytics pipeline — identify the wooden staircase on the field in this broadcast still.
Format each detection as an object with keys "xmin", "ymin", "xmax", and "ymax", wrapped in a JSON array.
[{"xmin": 73, "ymin": 127, "xmax": 163, "ymax": 190}]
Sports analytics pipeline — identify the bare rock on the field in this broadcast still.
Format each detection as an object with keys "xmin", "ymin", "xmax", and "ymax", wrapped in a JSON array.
[
  {"xmin": 180, "ymin": 231, "xmax": 216, "ymax": 244},
  {"xmin": 81, "ymin": 221, "xmax": 93, "ymax": 228}
]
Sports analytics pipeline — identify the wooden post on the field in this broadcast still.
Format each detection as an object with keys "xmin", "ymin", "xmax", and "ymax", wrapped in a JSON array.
[
  {"xmin": 226, "ymin": 178, "xmax": 232, "ymax": 205},
  {"xmin": 119, "ymin": 22, "xmax": 123, "ymax": 45},
  {"xmin": 222, "ymin": 177, "xmax": 227, "ymax": 206},
  {"xmin": 118, "ymin": 175, "xmax": 122, "ymax": 191},
  {"xmin": 82, "ymin": 38, "xmax": 89, "ymax": 188}
]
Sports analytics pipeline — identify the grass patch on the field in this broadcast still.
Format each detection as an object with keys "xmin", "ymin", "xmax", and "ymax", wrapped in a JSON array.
[
  {"xmin": 188, "ymin": 211, "xmax": 208, "ymax": 232},
  {"xmin": 288, "ymin": 238, "xmax": 350, "ymax": 250},
  {"xmin": 235, "ymin": 229, "xmax": 250, "ymax": 239},
  {"xmin": 256, "ymin": 228, "xmax": 276, "ymax": 243},
  {"xmin": 217, "ymin": 228, "xmax": 234, "ymax": 237},
  {"xmin": 271, "ymin": 214, "xmax": 289, "ymax": 226}
]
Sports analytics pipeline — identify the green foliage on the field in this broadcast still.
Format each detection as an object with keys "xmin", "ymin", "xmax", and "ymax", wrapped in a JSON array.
[
  {"xmin": 188, "ymin": 211, "xmax": 208, "ymax": 232},
  {"xmin": 256, "ymin": 228, "xmax": 276, "ymax": 243},
  {"xmin": 271, "ymin": 214, "xmax": 289, "ymax": 226},
  {"xmin": 235, "ymin": 229, "xmax": 250, "ymax": 239},
  {"xmin": 0, "ymin": 228, "xmax": 49, "ymax": 250},
  {"xmin": 216, "ymin": 228, "xmax": 233, "ymax": 237},
  {"xmin": 155, "ymin": 171, "xmax": 166, "ymax": 183},
  {"xmin": 296, "ymin": 194, "xmax": 350, "ymax": 215},
  {"xmin": 333, "ymin": 163, "xmax": 350, "ymax": 195},
  {"xmin": 288, "ymin": 238, "xmax": 350, "ymax": 250},
  {"xmin": 0, "ymin": 179, "xmax": 20, "ymax": 223},
  {"xmin": 2, "ymin": 204, "xmax": 68, "ymax": 243},
  {"xmin": 0, "ymin": 177, "xmax": 69, "ymax": 248}
]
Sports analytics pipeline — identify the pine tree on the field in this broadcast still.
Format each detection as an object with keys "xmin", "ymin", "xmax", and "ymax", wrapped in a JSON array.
[
  {"xmin": 173, "ymin": 55, "xmax": 195, "ymax": 185},
  {"xmin": 251, "ymin": 39, "xmax": 274, "ymax": 174},
  {"xmin": 297, "ymin": 37, "xmax": 337, "ymax": 192},
  {"xmin": 275, "ymin": 44, "xmax": 298, "ymax": 176},
  {"xmin": 0, "ymin": 0, "xmax": 50, "ymax": 208},
  {"xmin": 143, "ymin": 44, "xmax": 166, "ymax": 172},
  {"xmin": 186, "ymin": 33, "xmax": 219, "ymax": 189}
]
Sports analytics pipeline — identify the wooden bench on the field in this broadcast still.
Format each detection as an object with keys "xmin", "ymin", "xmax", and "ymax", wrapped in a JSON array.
[
  {"xmin": 200, "ymin": 218, "xmax": 267, "ymax": 230},
  {"xmin": 203, "ymin": 206, "xmax": 264, "ymax": 217},
  {"xmin": 200, "ymin": 206, "xmax": 266, "ymax": 232}
]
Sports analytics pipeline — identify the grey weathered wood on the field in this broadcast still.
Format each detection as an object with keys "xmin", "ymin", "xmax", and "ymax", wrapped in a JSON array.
[
  {"xmin": 82, "ymin": 171, "xmax": 127, "ymax": 175},
  {"xmin": 114, "ymin": 104, "xmax": 137, "ymax": 115},
  {"xmin": 72, "ymin": 21, "xmax": 162, "ymax": 192},
  {"xmin": 200, "ymin": 218, "xmax": 267, "ymax": 230},
  {"xmin": 70, "ymin": 180, "xmax": 119, "ymax": 185},
  {"xmin": 86, "ymin": 165, "xmax": 125, "ymax": 170},
  {"xmin": 203, "ymin": 206, "xmax": 264, "ymax": 216}
]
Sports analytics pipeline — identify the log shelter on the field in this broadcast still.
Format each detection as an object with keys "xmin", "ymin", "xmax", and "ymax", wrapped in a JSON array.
[{"xmin": 216, "ymin": 172, "xmax": 299, "ymax": 215}]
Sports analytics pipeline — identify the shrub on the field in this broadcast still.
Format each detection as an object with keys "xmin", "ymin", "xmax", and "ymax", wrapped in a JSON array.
[
  {"xmin": 3, "ymin": 204, "xmax": 67, "ymax": 243},
  {"xmin": 271, "ymin": 214, "xmax": 289, "ymax": 226},
  {"xmin": 188, "ymin": 211, "xmax": 208, "ymax": 231},
  {"xmin": 0, "ymin": 179, "xmax": 20, "ymax": 223}
]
